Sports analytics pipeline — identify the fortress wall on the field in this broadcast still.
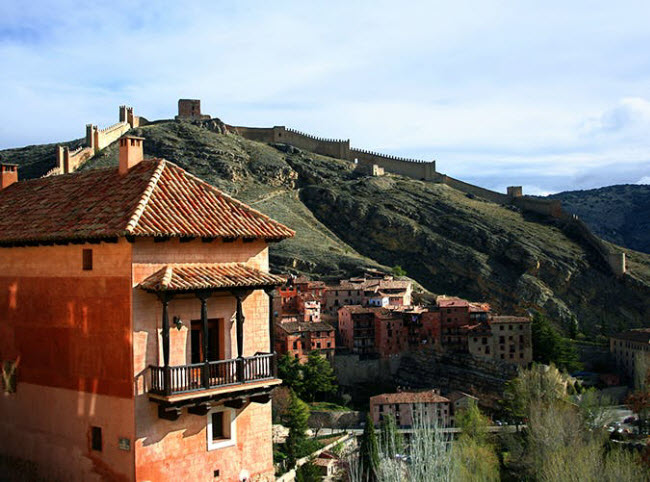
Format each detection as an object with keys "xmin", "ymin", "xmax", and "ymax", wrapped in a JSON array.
[
  {"xmin": 350, "ymin": 148, "xmax": 436, "ymax": 180},
  {"xmin": 232, "ymin": 126, "xmax": 276, "ymax": 143},
  {"xmin": 94, "ymin": 121, "xmax": 130, "ymax": 151},
  {"xmin": 438, "ymin": 174, "xmax": 509, "ymax": 204},
  {"xmin": 513, "ymin": 196, "xmax": 563, "ymax": 218},
  {"xmin": 279, "ymin": 127, "xmax": 350, "ymax": 159}
]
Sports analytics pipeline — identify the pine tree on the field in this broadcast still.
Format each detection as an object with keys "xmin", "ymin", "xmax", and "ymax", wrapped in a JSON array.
[
  {"xmin": 278, "ymin": 352, "xmax": 304, "ymax": 397},
  {"xmin": 285, "ymin": 389, "xmax": 310, "ymax": 467},
  {"xmin": 359, "ymin": 413, "xmax": 379, "ymax": 481},
  {"xmin": 302, "ymin": 350, "xmax": 337, "ymax": 402}
]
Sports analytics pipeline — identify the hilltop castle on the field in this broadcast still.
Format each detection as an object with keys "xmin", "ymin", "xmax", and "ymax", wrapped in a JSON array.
[{"xmin": 44, "ymin": 99, "xmax": 626, "ymax": 276}]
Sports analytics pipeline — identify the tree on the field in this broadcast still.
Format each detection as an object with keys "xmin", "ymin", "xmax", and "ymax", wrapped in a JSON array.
[
  {"xmin": 456, "ymin": 400, "xmax": 490, "ymax": 444},
  {"xmin": 302, "ymin": 351, "xmax": 337, "ymax": 402},
  {"xmin": 285, "ymin": 389, "xmax": 310, "ymax": 467},
  {"xmin": 295, "ymin": 459, "xmax": 321, "ymax": 482},
  {"xmin": 379, "ymin": 414, "xmax": 403, "ymax": 458},
  {"xmin": 392, "ymin": 265, "xmax": 407, "ymax": 277},
  {"xmin": 278, "ymin": 353, "xmax": 304, "ymax": 396},
  {"xmin": 531, "ymin": 313, "xmax": 581, "ymax": 372},
  {"xmin": 503, "ymin": 363, "xmax": 570, "ymax": 420},
  {"xmin": 359, "ymin": 413, "xmax": 379, "ymax": 481},
  {"xmin": 453, "ymin": 401, "xmax": 499, "ymax": 482}
]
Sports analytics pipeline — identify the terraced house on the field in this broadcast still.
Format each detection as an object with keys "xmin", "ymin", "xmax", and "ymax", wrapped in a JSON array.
[{"xmin": 0, "ymin": 136, "xmax": 294, "ymax": 481}]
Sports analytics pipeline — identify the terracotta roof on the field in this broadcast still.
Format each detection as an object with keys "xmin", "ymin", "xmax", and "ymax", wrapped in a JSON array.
[
  {"xmin": 329, "ymin": 278, "xmax": 411, "ymax": 292},
  {"xmin": 437, "ymin": 297, "xmax": 470, "ymax": 308},
  {"xmin": 370, "ymin": 390, "xmax": 450, "ymax": 405},
  {"xmin": 277, "ymin": 321, "xmax": 334, "ymax": 334},
  {"xmin": 490, "ymin": 316, "xmax": 530, "ymax": 324},
  {"xmin": 138, "ymin": 263, "xmax": 285, "ymax": 292},
  {"xmin": 0, "ymin": 159, "xmax": 294, "ymax": 245},
  {"xmin": 611, "ymin": 328, "xmax": 650, "ymax": 344}
]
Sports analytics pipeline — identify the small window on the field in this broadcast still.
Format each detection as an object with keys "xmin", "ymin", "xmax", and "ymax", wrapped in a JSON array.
[
  {"xmin": 91, "ymin": 426, "xmax": 102, "ymax": 451},
  {"xmin": 207, "ymin": 408, "xmax": 236, "ymax": 450},
  {"xmin": 82, "ymin": 249, "xmax": 93, "ymax": 271}
]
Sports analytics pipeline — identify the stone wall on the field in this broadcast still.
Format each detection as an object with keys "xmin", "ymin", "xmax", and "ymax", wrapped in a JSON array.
[
  {"xmin": 54, "ymin": 105, "xmax": 143, "ymax": 175},
  {"xmin": 437, "ymin": 174, "xmax": 509, "ymax": 204},
  {"xmin": 394, "ymin": 349, "xmax": 518, "ymax": 408},
  {"xmin": 332, "ymin": 353, "xmax": 402, "ymax": 385},
  {"xmin": 350, "ymin": 148, "xmax": 436, "ymax": 181}
]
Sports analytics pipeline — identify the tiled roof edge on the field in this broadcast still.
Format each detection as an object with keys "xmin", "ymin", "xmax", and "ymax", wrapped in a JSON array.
[
  {"xmin": 125, "ymin": 159, "xmax": 166, "ymax": 234},
  {"xmin": 163, "ymin": 159, "xmax": 296, "ymax": 238}
]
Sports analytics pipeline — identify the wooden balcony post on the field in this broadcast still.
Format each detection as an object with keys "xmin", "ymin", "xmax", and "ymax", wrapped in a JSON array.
[
  {"xmin": 231, "ymin": 289, "xmax": 250, "ymax": 382},
  {"xmin": 197, "ymin": 291, "xmax": 212, "ymax": 389},
  {"xmin": 157, "ymin": 293, "xmax": 174, "ymax": 396},
  {"xmin": 264, "ymin": 287, "xmax": 276, "ymax": 355}
]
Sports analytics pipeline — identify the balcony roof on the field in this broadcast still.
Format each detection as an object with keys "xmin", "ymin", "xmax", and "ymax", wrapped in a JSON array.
[{"xmin": 138, "ymin": 262, "xmax": 285, "ymax": 292}]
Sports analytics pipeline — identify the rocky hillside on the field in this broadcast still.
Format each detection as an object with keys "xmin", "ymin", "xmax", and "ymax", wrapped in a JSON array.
[
  {"xmin": 2, "ymin": 119, "xmax": 649, "ymax": 336},
  {"xmin": 550, "ymin": 185, "xmax": 650, "ymax": 255}
]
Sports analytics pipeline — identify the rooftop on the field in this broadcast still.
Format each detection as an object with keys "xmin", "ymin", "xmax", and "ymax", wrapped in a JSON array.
[
  {"xmin": 490, "ymin": 316, "xmax": 531, "ymax": 324},
  {"xmin": 370, "ymin": 390, "xmax": 450, "ymax": 405},
  {"xmin": 0, "ymin": 159, "xmax": 294, "ymax": 246},
  {"xmin": 277, "ymin": 321, "xmax": 335, "ymax": 334},
  {"xmin": 138, "ymin": 263, "xmax": 285, "ymax": 292},
  {"xmin": 611, "ymin": 328, "xmax": 650, "ymax": 344}
]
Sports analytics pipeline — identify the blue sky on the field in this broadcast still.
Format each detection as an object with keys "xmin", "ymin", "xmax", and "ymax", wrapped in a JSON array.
[{"xmin": 1, "ymin": 0, "xmax": 649, "ymax": 194}]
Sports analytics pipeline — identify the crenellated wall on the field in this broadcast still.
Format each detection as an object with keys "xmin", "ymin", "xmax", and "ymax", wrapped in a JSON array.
[
  {"xmin": 350, "ymin": 148, "xmax": 436, "ymax": 181},
  {"xmin": 54, "ymin": 105, "xmax": 144, "ymax": 175},
  {"xmin": 437, "ymin": 174, "xmax": 509, "ymax": 203}
]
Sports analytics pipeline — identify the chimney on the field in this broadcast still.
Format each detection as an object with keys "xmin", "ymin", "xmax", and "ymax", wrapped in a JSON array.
[
  {"xmin": 0, "ymin": 163, "xmax": 18, "ymax": 190},
  {"xmin": 119, "ymin": 135, "xmax": 145, "ymax": 175}
]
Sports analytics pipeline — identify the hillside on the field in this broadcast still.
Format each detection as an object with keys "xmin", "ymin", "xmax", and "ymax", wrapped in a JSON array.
[
  {"xmin": 550, "ymin": 185, "xmax": 650, "ymax": 255},
  {"xmin": 2, "ymin": 119, "xmax": 649, "ymax": 337}
]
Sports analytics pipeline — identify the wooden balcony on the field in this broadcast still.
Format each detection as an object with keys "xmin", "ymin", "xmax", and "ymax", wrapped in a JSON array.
[{"xmin": 149, "ymin": 352, "xmax": 277, "ymax": 397}]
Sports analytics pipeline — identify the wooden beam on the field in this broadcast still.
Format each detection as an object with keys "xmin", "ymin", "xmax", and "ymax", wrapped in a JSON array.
[
  {"xmin": 158, "ymin": 405, "xmax": 182, "ymax": 421},
  {"xmin": 188, "ymin": 402, "xmax": 212, "ymax": 416},
  {"xmin": 249, "ymin": 394, "xmax": 271, "ymax": 405},
  {"xmin": 224, "ymin": 398, "xmax": 246, "ymax": 409}
]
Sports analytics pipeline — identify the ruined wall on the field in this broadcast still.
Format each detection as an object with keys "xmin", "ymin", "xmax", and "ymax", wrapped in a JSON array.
[
  {"xmin": 280, "ymin": 127, "xmax": 350, "ymax": 159},
  {"xmin": 438, "ymin": 174, "xmax": 510, "ymax": 204}
]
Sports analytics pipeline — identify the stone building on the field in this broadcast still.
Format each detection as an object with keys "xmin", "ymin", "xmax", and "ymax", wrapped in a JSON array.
[
  {"xmin": 0, "ymin": 137, "xmax": 294, "ymax": 481},
  {"xmin": 338, "ymin": 305, "xmax": 436, "ymax": 358},
  {"xmin": 275, "ymin": 322, "xmax": 336, "ymax": 362},
  {"xmin": 176, "ymin": 99, "xmax": 211, "ymax": 121},
  {"xmin": 610, "ymin": 328, "xmax": 650, "ymax": 383},
  {"xmin": 370, "ymin": 390, "xmax": 452, "ymax": 428},
  {"xmin": 325, "ymin": 276, "xmax": 412, "ymax": 315}
]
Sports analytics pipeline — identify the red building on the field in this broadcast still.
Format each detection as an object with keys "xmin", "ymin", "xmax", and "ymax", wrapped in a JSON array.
[
  {"xmin": 275, "ymin": 322, "xmax": 336, "ymax": 362},
  {"xmin": 0, "ymin": 136, "xmax": 294, "ymax": 481},
  {"xmin": 338, "ymin": 305, "xmax": 436, "ymax": 358}
]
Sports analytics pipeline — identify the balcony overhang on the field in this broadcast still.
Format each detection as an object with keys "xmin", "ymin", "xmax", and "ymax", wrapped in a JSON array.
[{"xmin": 138, "ymin": 262, "xmax": 285, "ymax": 294}]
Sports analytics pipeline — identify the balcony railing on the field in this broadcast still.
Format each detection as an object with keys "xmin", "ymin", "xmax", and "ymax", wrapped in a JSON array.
[{"xmin": 149, "ymin": 352, "xmax": 277, "ymax": 396}]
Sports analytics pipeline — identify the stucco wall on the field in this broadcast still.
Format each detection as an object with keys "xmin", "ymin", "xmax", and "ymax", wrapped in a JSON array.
[
  {"xmin": 130, "ymin": 237, "xmax": 274, "ymax": 482},
  {"xmin": 0, "ymin": 240, "xmax": 134, "ymax": 481}
]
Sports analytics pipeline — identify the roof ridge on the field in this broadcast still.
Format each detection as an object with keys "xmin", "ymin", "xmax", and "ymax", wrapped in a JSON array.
[
  {"xmin": 162, "ymin": 159, "xmax": 296, "ymax": 237},
  {"xmin": 125, "ymin": 159, "xmax": 167, "ymax": 234}
]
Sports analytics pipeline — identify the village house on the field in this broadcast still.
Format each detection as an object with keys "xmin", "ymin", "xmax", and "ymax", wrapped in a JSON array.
[
  {"xmin": 370, "ymin": 390, "xmax": 452, "ymax": 428},
  {"xmin": 274, "ymin": 322, "xmax": 336, "ymax": 362},
  {"xmin": 0, "ymin": 136, "xmax": 294, "ymax": 482},
  {"xmin": 273, "ymin": 275, "xmax": 335, "ymax": 361},
  {"xmin": 610, "ymin": 328, "xmax": 650, "ymax": 383},
  {"xmin": 338, "ymin": 305, "xmax": 437, "ymax": 358},
  {"xmin": 324, "ymin": 276, "xmax": 412, "ymax": 315}
]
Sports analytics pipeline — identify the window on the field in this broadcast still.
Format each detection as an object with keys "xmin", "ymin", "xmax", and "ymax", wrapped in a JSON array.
[
  {"xmin": 499, "ymin": 325, "xmax": 504, "ymax": 331},
  {"xmin": 207, "ymin": 407, "xmax": 236, "ymax": 450},
  {"xmin": 91, "ymin": 426, "xmax": 102, "ymax": 451},
  {"xmin": 82, "ymin": 249, "xmax": 93, "ymax": 271}
]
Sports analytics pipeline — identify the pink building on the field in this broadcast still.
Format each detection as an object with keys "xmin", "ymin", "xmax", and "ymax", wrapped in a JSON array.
[{"xmin": 0, "ymin": 136, "xmax": 294, "ymax": 481}]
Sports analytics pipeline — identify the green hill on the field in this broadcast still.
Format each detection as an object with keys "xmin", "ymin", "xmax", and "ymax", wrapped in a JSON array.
[
  {"xmin": 550, "ymin": 185, "xmax": 650, "ymax": 255},
  {"xmin": 2, "ymin": 119, "xmax": 649, "ymax": 337}
]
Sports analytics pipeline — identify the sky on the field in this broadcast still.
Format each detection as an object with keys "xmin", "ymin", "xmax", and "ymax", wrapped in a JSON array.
[{"xmin": 1, "ymin": 0, "xmax": 649, "ymax": 194}]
